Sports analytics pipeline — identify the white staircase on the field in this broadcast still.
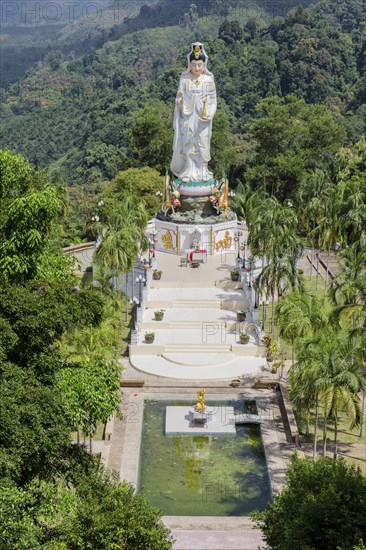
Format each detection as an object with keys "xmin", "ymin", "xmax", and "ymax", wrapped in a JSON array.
[{"xmin": 129, "ymin": 280, "xmax": 265, "ymax": 380}]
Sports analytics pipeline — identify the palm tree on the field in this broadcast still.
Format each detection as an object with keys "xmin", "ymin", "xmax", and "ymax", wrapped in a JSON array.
[
  {"xmin": 91, "ymin": 266, "xmax": 117, "ymax": 295},
  {"xmin": 310, "ymin": 185, "xmax": 342, "ymax": 294},
  {"xmin": 255, "ymin": 251, "xmax": 304, "ymax": 335},
  {"xmin": 249, "ymin": 196, "xmax": 299, "ymax": 261},
  {"xmin": 329, "ymin": 245, "xmax": 366, "ymax": 436},
  {"xmin": 235, "ymin": 183, "xmax": 267, "ymax": 224},
  {"xmin": 290, "ymin": 340, "xmax": 326, "ymax": 460},
  {"xmin": 316, "ymin": 336, "xmax": 364, "ymax": 459},
  {"xmin": 337, "ymin": 178, "xmax": 366, "ymax": 250},
  {"xmin": 250, "ymin": 197, "xmax": 304, "ymax": 334},
  {"xmin": 298, "ymin": 170, "xmax": 330, "ymax": 282},
  {"xmin": 275, "ymin": 291, "xmax": 326, "ymax": 367},
  {"xmin": 329, "ymin": 245, "xmax": 366, "ymax": 322},
  {"xmin": 94, "ymin": 194, "xmax": 148, "ymax": 275},
  {"xmin": 291, "ymin": 328, "xmax": 364, "ymax": 460}
]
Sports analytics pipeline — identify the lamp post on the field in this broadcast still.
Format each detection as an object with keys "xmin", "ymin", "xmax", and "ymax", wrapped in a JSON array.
[
  {"xmin": 280, "ymin": 351, "xmax": 287, "ymax": 379},
  {"xmin": 150, "ymin": 228, "xmax": 157, "ymax": 264},
  {"xmin": 261, "ymin": 299, "xmax": 268, "ymax": 332},
  {"xmin": 136, "ymin": 275, "xmax": 143, "ymax": 306},
  {"xmin": 130, "ymin": 297, "xmax": 139, "ymax": 331},
  {"xmin": 242, "ymin": 240, "xmax": 246, "ymax": 268},
  {"xmin": 148, "ymin": 239, "xmax": 152, "ymax": 265},
  {"xmin": 248, "ymin": 260, "xmax": 253, "ymax": 288},
  {"xmin": 234, "ymin": 230, "xmax": 243, "ymax": 262}
]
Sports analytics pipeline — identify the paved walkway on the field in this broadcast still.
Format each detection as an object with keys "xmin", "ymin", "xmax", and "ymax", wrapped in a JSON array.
[{"xmin": 171, "ymin": 527, "xmax": 265, "ymax": 549}]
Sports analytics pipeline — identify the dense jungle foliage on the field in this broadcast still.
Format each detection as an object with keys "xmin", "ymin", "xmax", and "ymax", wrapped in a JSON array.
[{"xmin": 0, "ymin": 149, "xmax": 173, "ymax": 549}]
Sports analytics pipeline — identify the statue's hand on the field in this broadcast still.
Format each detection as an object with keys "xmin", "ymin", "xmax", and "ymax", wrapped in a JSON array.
[
  {"xmin": 200, "ymin": 116, "xmax": 211, "ymax": 122},
  {"xmin": 177, "ymin": 91, "xmax": 183, "ymax": 110}
]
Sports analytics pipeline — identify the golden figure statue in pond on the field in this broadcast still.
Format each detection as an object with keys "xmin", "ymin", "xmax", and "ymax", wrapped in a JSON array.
[{"xmin": 195, "ymin": 389, "xmax": 206, "ymax": 413}]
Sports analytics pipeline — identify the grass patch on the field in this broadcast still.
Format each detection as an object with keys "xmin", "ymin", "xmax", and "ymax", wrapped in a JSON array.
[
  {"xmin": 257, "ymin": 273, "xmax": 333, "ymax": 360},
  {"xmin": 294, "ymin": 406, "xmax": 366, "ymax": 446}
]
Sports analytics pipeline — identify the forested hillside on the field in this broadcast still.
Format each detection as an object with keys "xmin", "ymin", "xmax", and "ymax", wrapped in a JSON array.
[
  {"xmin": 0, "ymin": 0, "xmax": 315, "ymax": 85},
  {"xmin": 0, "ymin": 0, "xmax": 365, "ymax": 242},
  {"xmin": 0, "ymin": 0, "xmax": 158, "ymax": 84}
]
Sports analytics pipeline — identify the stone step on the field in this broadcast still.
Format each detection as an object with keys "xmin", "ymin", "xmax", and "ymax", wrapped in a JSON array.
[
  {"xmin": 164, "ymin": 343, "xmax": 232, "ymax": 354},
  {"xmin": 215, "ymin": 280, "xmax": 243, "ymax": 289},
  {"xmin": 172, "ymin": 300, "xmax": 221, "ymax": 308},
  {"xmin": 146, "ymin": 301, "xmax": 248, "ymax": 310},
  {"xmin": 169, "ymin": 320, "xmax": 228, "ymax": 329},
  {"xmin": 151, "ymin": 280, "xmax": 216, "ymax": 288},
  {"xmin": 160, "ymin": 353, "xmax": 234, "ymax": 367},
  {"xmin": 141, "ymin": 321, "xmax": 228, "ymax": 330},
  {"xmin": 140, "ymin": 320, "xmax": 235, "ymax": 330}
]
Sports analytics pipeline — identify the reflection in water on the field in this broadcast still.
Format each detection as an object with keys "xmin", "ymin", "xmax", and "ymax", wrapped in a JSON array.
[
  {"xmin": 139, "ymin": 400, "xmax": 271, "ymax": 516},
  {"xmin": 173, "ymin": 435, "xmax": 211, "ymax": 488}
]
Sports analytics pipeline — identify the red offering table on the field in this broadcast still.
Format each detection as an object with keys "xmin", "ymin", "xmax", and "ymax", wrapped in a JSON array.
[{"xmin": 189, "ymin": 249, "xmax": 207, "ymax": 263}]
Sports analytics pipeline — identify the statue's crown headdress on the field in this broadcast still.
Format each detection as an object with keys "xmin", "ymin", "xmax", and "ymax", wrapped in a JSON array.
[
  {"xmin": 189, "ymin": 42, "xmax": 206, "ymax": 62},
  {"xmin": 193, "ymin": 44, "xmax": 202, "ymax": 59}
]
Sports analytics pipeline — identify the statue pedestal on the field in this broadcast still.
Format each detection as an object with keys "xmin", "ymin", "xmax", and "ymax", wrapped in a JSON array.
[
  {"xmin": 192, "ymin": 412, "xmax": 208, "ymax": 424},
  {"xmin": 165, "ymin": 406, "xmax": 236, "ymax": 434},
  {"xmin": 153, "ymin": 219, "xmax": 237, "ymax": 256},
  {"xmin": 174, "ymin": 178, "xmax": 216, "ymax": 197}
]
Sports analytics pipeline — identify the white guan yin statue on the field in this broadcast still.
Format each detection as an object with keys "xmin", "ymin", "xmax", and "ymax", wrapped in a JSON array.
[{"xmin": 170, "ymin": 42, "xmax": 217, "ymax": 191}]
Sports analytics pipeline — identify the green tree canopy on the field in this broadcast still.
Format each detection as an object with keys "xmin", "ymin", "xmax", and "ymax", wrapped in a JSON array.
[
  {"xmin": 0, "ymin": 469, "xmax": 174, "ymax": 550},
  {"xmin": 58, "ymin": 358, "xmax": 122, "ymax": 440},
  {"xmin": 106, "ymin": 167, "xmax": 163, "ymax": 218},
  {"xmin": 126, "ymin": 104, "xmax": 173, "ymax": 173},
  {"xmin": 0, "ymin": 149, "xmax": 67, "ymax": 282},
  {"xmin": 246, "ymin": 95, "xmax": 345, "ymax": 199},
  {"xmin": 252, "ymin": 455, "xmax": 366, "ymax": 550},
  {"xmin": 0, "ymin": 363, "xmax": 71, "ymax": 484},
  {"xmin": 0, "ymin": 280, "xmax": 104, "ymax": 372}
]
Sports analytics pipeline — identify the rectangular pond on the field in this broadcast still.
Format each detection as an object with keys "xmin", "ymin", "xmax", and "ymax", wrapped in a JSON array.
[{"xmin": 138, "ymin": 399, "xmax": 271, "ymax": 516}]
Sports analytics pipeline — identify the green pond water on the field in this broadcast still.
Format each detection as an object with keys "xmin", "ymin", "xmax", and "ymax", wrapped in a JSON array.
[{"xmin": 139, "ymin": 399, "xmax": 272, "ymax": 516}]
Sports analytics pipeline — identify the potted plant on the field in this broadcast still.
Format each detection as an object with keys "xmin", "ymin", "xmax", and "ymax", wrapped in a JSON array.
[
  {"xmin": 237, "ymin": 310, "xmax": 247, "ymax": 322},
  {"xmin": 154, "ymin": 309, "xmax": 165, "ymax": 321},
  {"xmin": 144, "ymin": 331, "xmax": 155, "ymax": 343},
  {"xmin": 261, "ymin": 334, "xmax": 272, "ymax": 349},
  {"xmin": 152, "ymin": 269, "xmax": 162, "ymax": 280},
  {"xmin": 267, "ymin": 341, "xmax": 280, "ymax": 362},
  {"xmin": 271, "ymin": 361, "xmax": 281, "ymax": 374},
  {"xmin": 239, "ymin": 331, "xmax": 250, "ymax": 344},
  {"xmin": 231, "ymin": 269, "xmax": 240, "ymax": 281}
]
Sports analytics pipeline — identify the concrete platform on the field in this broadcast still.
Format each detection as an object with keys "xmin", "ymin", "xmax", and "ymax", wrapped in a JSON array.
[
  {"xmin": 147, "ymin": 287, "xmax": 248, "ymax": 303},
  {"xmin": 160, "ymin": 353, "xmax": 234, "ymax": 366},
  {"xmin": 137, "ymin": 328, "xmax": 255, "ymax": 345},
  {"xmin": 171, "ymin": 529, "xmax": 264, "ymax": 550},
  {"xmin": 165, "ymin": 406, "xmax": 236, "ymax": 434},
  {"xmin": 129, "ymin": 355, "xmax": 264, "ymax": 380}
]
